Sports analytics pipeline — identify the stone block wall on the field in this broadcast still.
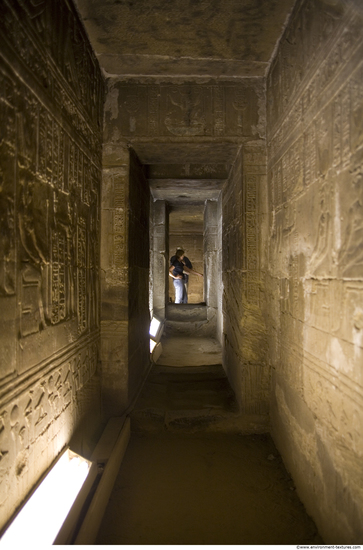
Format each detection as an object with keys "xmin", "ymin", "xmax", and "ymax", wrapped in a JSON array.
[
  {"xmin": 150, "ymin": 200, "xmax": 169, "ymax": 320},
  {"xmin": 222, "ymin": 145, "xmax": 269, "ymax": 424},
  {"xmin": 101, "ymin": 145, "xmax": 150, "ymax": 417},
  {"xmin": 266, "ymin": 0, "xmax": 363, "ymax": 542},
  {"xmin": 128, "ymin": 150, "xmax": 151, "ymax": 403},
  {"xmin": 0, "ymin": 0, "xmax": 104, "ymax": 532}
]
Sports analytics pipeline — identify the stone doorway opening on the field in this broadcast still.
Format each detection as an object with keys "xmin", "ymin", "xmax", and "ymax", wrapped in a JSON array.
[{"xmin": 168, "ymin": 203, "xmax": 204, "ymax": 305}]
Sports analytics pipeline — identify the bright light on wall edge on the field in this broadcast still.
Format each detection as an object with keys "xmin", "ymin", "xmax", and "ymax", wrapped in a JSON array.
[{"xmin": 0, "ymin": 449, "xmax": 91, "ymax": 547}]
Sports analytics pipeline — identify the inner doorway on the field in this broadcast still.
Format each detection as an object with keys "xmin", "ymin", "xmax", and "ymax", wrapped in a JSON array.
[{"xmin": 168, "ymin": 203, "xmax": 204, "ymax": 304}]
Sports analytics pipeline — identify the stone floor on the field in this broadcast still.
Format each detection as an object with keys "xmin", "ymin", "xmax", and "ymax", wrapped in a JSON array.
[
  {"xmin": 130, "ymin": 363, "xmax": 240, "ymax": 433},
  {"xmin": 96, "ymin": 306, "xmax": 323, "ymax": 544},
  {"xmin": 96, "ymin": 432, "xmax": 323, "ymax": 545},
  {"xmin": 157, "ymin": 336, "xmax": 223, "ymax": 366}
]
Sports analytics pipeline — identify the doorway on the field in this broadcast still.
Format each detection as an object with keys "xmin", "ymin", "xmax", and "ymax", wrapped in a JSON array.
[{"xmin": 168, "ymin": 203, "xmax": 205, "ymax": 305}]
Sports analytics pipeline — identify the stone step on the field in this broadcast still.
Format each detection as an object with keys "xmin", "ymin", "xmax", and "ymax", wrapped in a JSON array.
[
  {"xmin": 130, "ymin": 364, "xmax": 239, "ymax": 434},
  {"xmin": 163, "ymin": 318, "xmax": 212, "ymax": 337},
  {"xmin": 156, "ymin": 336, "xmax": 222, "ymax": 367},
  {"xmin": 166, "ymin": 303, "xmax": 207, "ymax": 322}
]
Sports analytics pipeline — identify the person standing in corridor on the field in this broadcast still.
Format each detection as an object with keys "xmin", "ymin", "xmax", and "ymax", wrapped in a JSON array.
[{"xmin": 169, "ymin": 248, "xmax": 203, "ymax": 304}]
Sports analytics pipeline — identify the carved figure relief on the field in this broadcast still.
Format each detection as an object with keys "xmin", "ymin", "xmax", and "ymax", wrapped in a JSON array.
[
  {"xmin": 0, "ymin": 0, "xmax": 103, "ymax": 532},
  {"xmin": 163, "ymin": 86, "xmax": 209, "ymax": 137},
  {"xmin": 316, "ymin": 106, "xmax": 333, "ymax": 178},
  {"xmin": 309, "ymin": 182, "xmax": 332, "ymax": 276}
]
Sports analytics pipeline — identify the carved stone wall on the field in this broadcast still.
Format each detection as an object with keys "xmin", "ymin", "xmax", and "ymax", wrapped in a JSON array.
[
  {"xmin": 222, "ymin": 146, "xmax": 269, "ymax": 426},
  {"xmin": 0, "ymin": 0, "xmax": 104, "ymax": 532},
  {"xmin": 104, "ymin": 80, "xmax": 265, "ymax": 142},
  {"xmin": 266, "ymin": 0, "xmax": 363, "ymax": 542}
]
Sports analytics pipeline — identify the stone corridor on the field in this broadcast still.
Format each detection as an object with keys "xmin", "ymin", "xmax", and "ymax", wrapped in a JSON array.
[
  {"xmin": 97, "ymin": 304, "xmax": 321, "ymax": 545},
  {"xmin": 1, "ymin": 0, "xmax": 363, "ymax": 545}
]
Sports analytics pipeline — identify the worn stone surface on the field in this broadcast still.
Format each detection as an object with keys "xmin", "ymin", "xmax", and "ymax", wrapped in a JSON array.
[
  {"xmin": 150, "ymin": 199, "xmax": 169, "ymax": 320},
  {"xmin": 0, "ymin": 0, "xmax": 104, "ymax": 533},
  {"xmin": 222, "ymin": 146, "xmax": 269, "ymax": 417},
  {"xmin": 75, "ymin": 0, "xmax": 297, "ymax": 78},
  {"xmin": 266, "ymin": 0, "xmax": 363, "ymax": 543},
  {"xmin": 101, "ymin": 148, "xmax": 150, "ymax": 417},
  {"xmin": 96, "ymin": 432, "xmax": 322, "ymax": 545}
]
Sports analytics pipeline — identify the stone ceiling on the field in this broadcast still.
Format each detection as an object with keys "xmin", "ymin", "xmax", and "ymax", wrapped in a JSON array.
[
  {"xmin": 75, "ymin": 0, "xmax": 296, "ymax": 78},
  {"xmin": 75, "ymin": 0, "xmax": 296, "ymax": 215}
]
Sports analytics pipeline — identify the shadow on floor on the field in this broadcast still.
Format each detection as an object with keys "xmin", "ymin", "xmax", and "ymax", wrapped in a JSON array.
[{"xmin": 96, "ymin": 432, "xmax": 323, "ymax": 545}]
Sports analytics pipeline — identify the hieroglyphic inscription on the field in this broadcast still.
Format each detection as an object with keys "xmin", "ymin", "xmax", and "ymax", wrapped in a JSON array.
[
  {"xmin": 351, "ymin": 64, "xmax": 363, "ymax": 152},
  {"xmin": 77, "ymin": 221, "xmax": 87, "ymax": 334},
  {"xmin": 113, "ymin": 82, "xmax": 262, "ymax": 138},
  {"xmin": 245, "ymin": 175, "xmax": 259, "ymax": 304},
  {"xmin": 0, "ymin": 70, "xmax": 16, "ymax": 297},
  {"xmin": 0, "ymin": 336, "xmax": 99, "ymax": 523},
  {"xmin": 0, "ymin": 0, "xmax": 103, "ymax": 534},
  {"xmin": 214, "ymin": 86, "xmax": 225, "ymax": 136},
  {"xmin": 51, "ymin": 228, "xmax": 67, "ymax": 324},
  {"xmin": 148, "ymin": 86, "xmax": 159, "ymax": 136}
]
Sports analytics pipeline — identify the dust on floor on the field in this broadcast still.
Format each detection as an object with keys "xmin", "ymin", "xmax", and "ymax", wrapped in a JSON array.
[{"xmin": 96, "ymin": 432, "xmax": 323, "ymax": 545}]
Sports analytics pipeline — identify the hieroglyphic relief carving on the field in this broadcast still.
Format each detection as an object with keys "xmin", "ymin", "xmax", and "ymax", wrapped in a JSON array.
[
  {"xmin": 232, "ymin": 88, "xmax": 248, "ymax": 136},
  {"xmin": 0, "ymin": 0, "xmax": 103, "ymax": 533},
  {"xmin": 245, "ymin": 173, "xmax": 259, "ymax": 305},
  {"xmin": 77, "ymin": 220, "xmax": 87, "ymax": 334},
  {"xmin": 161, "ymin": 85, "xmax": 212, "ymax": 137},
  {"xmin": 339, "ymin": 171, "xmax": 363, "ymax": 279},
  {"xmin": 280, "ymin": 14, "xmax": 304, "ymax": 110},
  {"xmin": 0, "ymin": 335, "xmax": 99, "ymax": 518},
  {"xmin": 148, "ymin": 86, "xmax": 159, "ymax": 135},
  {"xmin": 124, "ymin": 89, "xmax": 141, "ymax": 134},
  {"xmin": 304, "ymin": 122, "xmax": 316, "ymax": 187},
  {"xmin": 0, "ymin": 157, "xmax": 16, "ymax": 297},
  {"xmin": 114, "ymin": 82, "xmax": 262, "ymax": 139},
  {"xmin": 308, "ymin": 182, "xmax": 332, "ymax": 276},
  {"xmin": 213, "ymin": 86, "xmax": 225, "ymax": 136},
  {"xmin": 0, "ymin": 69, "xmax": 17, "ymax": 299},
  {"xmin": 316, "ymin": 105, "xmax": 333, "ymax": 178},
  {"xmin": 351, "ymin": 64, "xmax": 363, "ymax": 152}
]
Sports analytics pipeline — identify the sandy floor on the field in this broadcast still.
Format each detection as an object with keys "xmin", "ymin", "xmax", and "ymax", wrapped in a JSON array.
[{"xmin": 96, "ymin": 432, "xmax": 323, "ymax": 545}]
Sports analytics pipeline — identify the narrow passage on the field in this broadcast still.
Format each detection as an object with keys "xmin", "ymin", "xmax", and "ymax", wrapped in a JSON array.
[{"xmin": 96, "ymin": 305, "xmax": 322, "ymax": 545}]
